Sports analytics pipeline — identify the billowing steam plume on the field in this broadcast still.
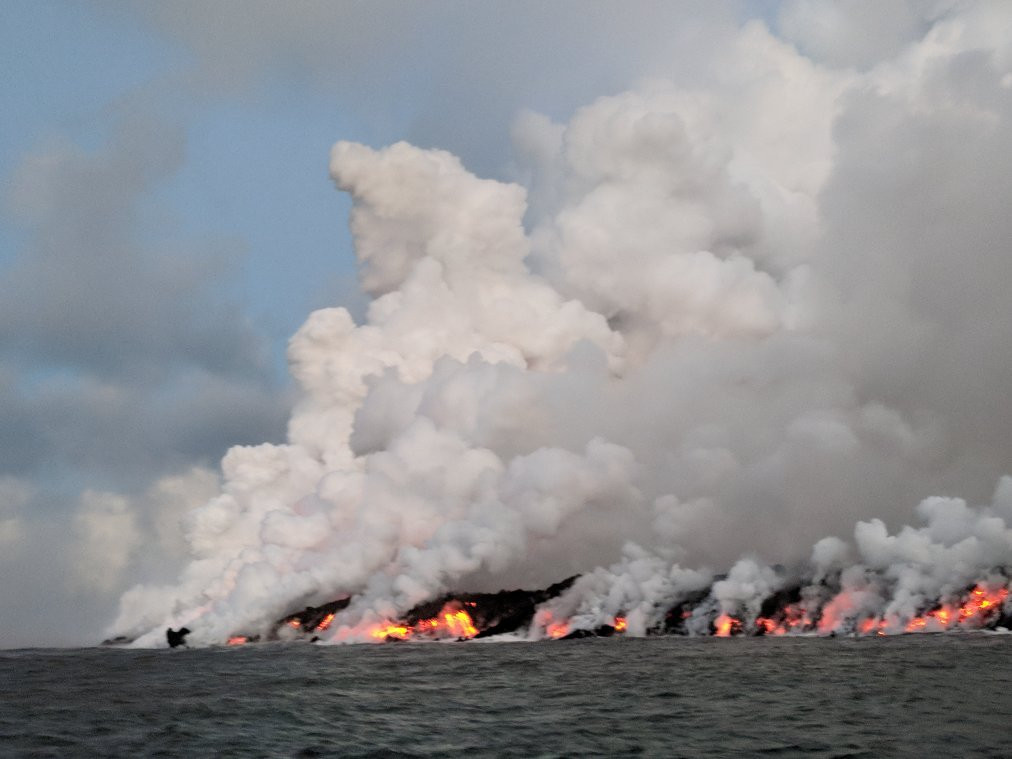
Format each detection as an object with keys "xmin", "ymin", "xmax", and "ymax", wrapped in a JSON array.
[{"xmin": 110, "ymin": 5, "xmax": 1012, "ymax": 646}]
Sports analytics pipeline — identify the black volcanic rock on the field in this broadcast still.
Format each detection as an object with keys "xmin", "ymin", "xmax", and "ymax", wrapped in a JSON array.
[
  {"xmin": 758, "ymin": 585, "xmax": 803, "ymax": 619},
  {"xmin": 561, "ymin": 624, "xmax": 617, "ymax": 640},
  {"xmin": 166, "ymin": 627, "xmax": 190, "ymax": 648},
  {"xmin": 100, "ymin": 635, "xmax": 134, "ymax": 647},
  {"xmin": 277, "ymin": 597, "xmax": 351, "ymax": 635},
  {"xmin": 660, "ymin": 588, "xmax": 710, "ymax": 634}
]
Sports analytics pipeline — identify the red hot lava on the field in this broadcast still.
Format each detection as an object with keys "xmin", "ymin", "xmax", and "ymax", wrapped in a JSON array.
[{"xmin": 713, "ymin": 614, "xmax": 743, "ymax": 637}]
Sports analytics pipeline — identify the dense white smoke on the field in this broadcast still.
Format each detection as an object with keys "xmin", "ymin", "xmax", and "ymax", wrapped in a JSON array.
[{"xmin": 110, "ymin": 3, "xmax": 1012, "ymax": 645}]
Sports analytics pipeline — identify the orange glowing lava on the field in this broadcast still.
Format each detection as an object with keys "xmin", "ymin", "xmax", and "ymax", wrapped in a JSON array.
[
  {"xmin": 442, "ymin": 609, "xmax": 478, "ymax": 638},
  {"xmin": 366, "ymin": 604, "xmax": 479, "ymax": 642},
  {"xmin": 227, "ymin": 636, "xmax": 248, "ymax": 646},
  {"xmin": 959, "ymin": 585, "xmax": 1008, "ymax": 624},
  {"xmin": 537, "ymin": 610, "xmax": 570, "ymax": 639},
  {"xmin": 857, "ymin": 617, "xmax": 886, "ymax": 636},
  {"xmin": 370, "ymin": 623, "xmax": 411, "ymax": 640},
  {"xmin": 904, "ymin": 584, "xmax": 1009, "ymax": 633},
  {"xmin": 547, "ymin": 622, "xmax": 569, "ymax": 638},
  {"xmin": 315, "ymin": 612, "xmax": 335, "ymax": 632},
  {"xmin": 714, "ymin": 614, "xmax": 741, "ymax": 637},
  {"xmin": 614, "ymin": 617, "xmax": 627, "ymax": 632},
  {"xmin": 755, "ymin": 604, "xmax": 812, "ymax": 636},
  {"xmin": 287, "ymin": 618, "xmax": 302, "ymax": 629}
]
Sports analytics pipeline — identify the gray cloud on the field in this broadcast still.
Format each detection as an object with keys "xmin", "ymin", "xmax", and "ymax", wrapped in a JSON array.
[
  {"xmin": 810, "ymin": 46, "xmax": 1012, "ymax": 505},
  {"xmin": 113, "ymin": 1, "xmax": 747, "ymax": 175},
  {"xmin": 2, "ymin": 114, "xmax": 267, "ymax": 381},
  {"xmin": 777, "ymin": 0, "xmax": 946, "ymax": 69},
  {"xmin": 0, "ymin": 110, "xmax": 291, "ymax": 480},
  {"xmin": 0, "ymin": 108, "xmax": 289, "ymax": 646}
]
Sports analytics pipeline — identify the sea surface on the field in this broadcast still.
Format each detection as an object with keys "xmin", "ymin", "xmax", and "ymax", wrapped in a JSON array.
[{"xmin": 1, "ymin": 633, "xmax": 1010, "ymax": 758}]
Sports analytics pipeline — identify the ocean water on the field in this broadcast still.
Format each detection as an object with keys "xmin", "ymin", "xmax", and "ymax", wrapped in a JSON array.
[{"xmin": 1, "ymin": 634, "xmax": 1010, "ymax": 758}]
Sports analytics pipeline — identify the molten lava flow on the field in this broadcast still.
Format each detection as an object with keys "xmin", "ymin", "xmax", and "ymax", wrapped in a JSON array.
[
  {"xmin": 959, "ymin": 585, "xmax": 1008, "ymax": 625},
  {"xmin": 614, "ymin": 617, "xmax": 627, "ymax": 632},
  {"xmin": 370, "ymin": 623, "xmax": 411, "ymax": 641},
  {"xmin": 442, "ymin": 609, "xmax": 478, "ymax": 638},
  {"xmin": 547, "ymin": 622, "xmax": 569, "ymax": 638},
  {"xmin": 365, "ymin": 604, "xmax": 479, "ymax": 642},
  {"xmin": 227, "ymin": 636, "xmax": 248, "ymax": 646},
  {"xmin": 905, "ymin": 604, "xmax": 955, "ymax": 633},
  {"xmin": 315, "ymin": 612, "xmax": 335, "ymax": 632},
  {"xmin": 538, "ymin": 612, "xmax": 569, "ymax": 639},
  {"xmin": 857, "ymin": 617, "xmax": 887, "ymax": 636},
  {"xmin": 755, "ymin": 604, "xmax": 812, "ymax": 636},
  {"xmin": 904, "ymin": 584, "xmax": 1009, "ymax": 633},
  {"xmin": 714, "ymin": 614, "xmax": 742, "ymax": 637},
  {"xmin": 287, "ymin": 618, "xmax": 302, "ymax": 630}
]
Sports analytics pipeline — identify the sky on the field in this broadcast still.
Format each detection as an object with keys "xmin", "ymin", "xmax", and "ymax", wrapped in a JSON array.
[{"xmin": 3, "ymin": 1, "xmax": 1012, "ymax": 648}]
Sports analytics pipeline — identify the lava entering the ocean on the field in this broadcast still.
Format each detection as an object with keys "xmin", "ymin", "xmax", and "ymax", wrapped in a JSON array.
[
  {"xmin": 201, "ymin": 571, "xmax": 1012, "ymax": 648},
  {"xmin": 368, "ymin": 604, "xmax": 479, "ymax": 642}
]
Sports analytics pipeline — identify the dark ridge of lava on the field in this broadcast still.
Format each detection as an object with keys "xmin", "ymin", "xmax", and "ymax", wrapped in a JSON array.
[
  {"xmin": 561, "ymin": 624, "xmax": 619, "ymax": 640},
  {"xmin": 660, "ymin": 588, "xmax": 710, "ymax": 635},
  {"xmin": 277, "ymin": 597, "xmax": 351, "ymax": 634},
  {"xmin": 757, "ymin": 585, "xmax": 804, "ymax": 619},
  {"xmin": 100, "ymin": 635, "xmax": 134, "ymax": 646}
]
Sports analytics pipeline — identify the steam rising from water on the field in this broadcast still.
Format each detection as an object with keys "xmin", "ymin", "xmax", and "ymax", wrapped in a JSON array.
[{"xmin": 111, "ymin": 6, "xmax": 1012, "ymax": 645}]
